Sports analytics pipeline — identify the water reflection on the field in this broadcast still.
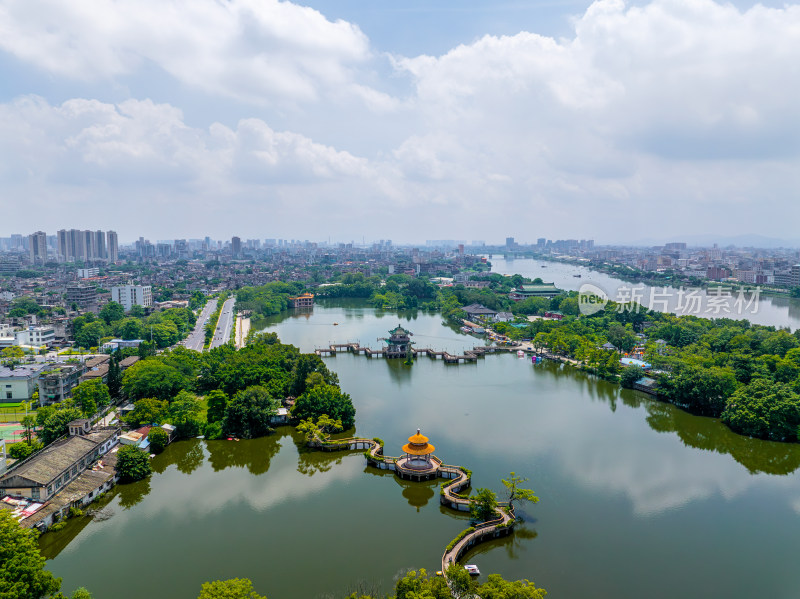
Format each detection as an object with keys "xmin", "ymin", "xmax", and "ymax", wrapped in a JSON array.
[
  {"xmin": 152, "ymin": 438, "xmax": 205, "ymax": 475},
  {"xmin": 395, "ymin": 478, "xmax": 437, "ymax": 511},
  {"xmin": 295, "ymin": 443, "xmax": 349, "ymax": 476},
  {"xmin": 460, "ymin": 523, "xmax": 539, "ymax": 562},
  {"xmin": 206, "ymin": 435, "xmax": 280, "ymax": 475},
  {"xmin": 117, "ymin": 478, "xmax": 151, "ymax": 510},
  {"xmin": 642, "ymin": 400, "xmax": 800, "ymax": 475}
]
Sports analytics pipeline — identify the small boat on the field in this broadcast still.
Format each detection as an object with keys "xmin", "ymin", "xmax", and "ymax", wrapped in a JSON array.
[
  {"xmin": 573, "ymin": 274, "xmax": 582, "ymax": 278},
  {"xmin": 517, "ymin": 350, "xmax": 525, "ymax": 357},
  {"xmin": 333, "ymin": 322, "xmax": 339, "ymax": 326},
  {"xmin": 464, "ymin": 565, "xmax": 480, "ymax": 576}
]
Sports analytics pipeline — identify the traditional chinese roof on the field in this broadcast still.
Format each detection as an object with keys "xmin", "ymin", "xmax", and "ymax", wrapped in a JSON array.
[
  {"xmin": 389, "ymin": 324, "xmax": 412, "ymax": 336},
  {"xmin": 402, "ymin": 428, "xmax": 435, "ymax": 456}
]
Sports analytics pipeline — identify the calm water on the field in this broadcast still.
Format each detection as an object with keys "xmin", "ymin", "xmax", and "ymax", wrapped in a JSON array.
[
  {"xmin": 45, "ymin": 302, "xmax": 800, "ymax": 599},
  {"xmin": 489, "ymin": 256, "xmax": 800, "ymax": 330}
]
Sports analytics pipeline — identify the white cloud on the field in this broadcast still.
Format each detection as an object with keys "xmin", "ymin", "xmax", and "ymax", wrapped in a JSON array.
[
  {"xmin": 2, "ymin": 0, "xmax": 800, "ymax": 240},
  {"xmin": 0, "ymin": 0, "xmax": 390, "ymax": 107}
]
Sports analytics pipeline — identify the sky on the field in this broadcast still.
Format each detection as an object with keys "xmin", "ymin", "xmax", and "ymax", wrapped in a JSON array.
[{"xmin": 1, "ymin": 0, "xmax": 799, "ymax": 245}]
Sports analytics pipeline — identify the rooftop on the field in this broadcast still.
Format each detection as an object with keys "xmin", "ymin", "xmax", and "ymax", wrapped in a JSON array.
[{"xmin": 1, "ymin": 428, "xmax": 118, "ymax": 486}]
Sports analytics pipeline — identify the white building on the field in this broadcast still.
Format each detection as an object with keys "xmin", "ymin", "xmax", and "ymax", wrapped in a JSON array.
[
  {"xmin": 77, "ymin": 268, "xmax": 99, "ymax": 279},
  {"xmin": 111, "ymin": 284, "xmax": 153, "ymax": 312},
  {"xmin": 0, "ymin": 364, "xmax": 46, "ymax": 402},
  {"xmin": 0, "ymin": 326, "xmax": 55, "ymax": 349}
]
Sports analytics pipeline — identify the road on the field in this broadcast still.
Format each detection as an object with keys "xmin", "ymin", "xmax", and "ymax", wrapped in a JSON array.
[
  {"xmin": 210, "ymin": 297, "xmax": 236, "ymax": 350},
  {"xmin": 183, "ymin": 299, "xmax": 219, "ymax": 352}
]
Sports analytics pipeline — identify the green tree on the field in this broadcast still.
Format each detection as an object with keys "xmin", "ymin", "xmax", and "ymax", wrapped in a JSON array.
[
  {"xmin": 658, "ymin": 364, "xmax": 738, "ymax": 416},
  {"xmin": 72, "ymin": 380, "xmax": 111, "ymax": 416},
  {"xmin": 292, "ymin": 383, "xmax": 356, "ymax": 430},
  {"xmin": 206, "ymin": 390, "xmax": 228, "ymax": 424},
  {"xmin": 8, "ymin": 441, "xmax": 42, "ymax": 461},
  {"xmin": 107, "ymin": 356, "xmax": 122, "ymax": 399},
  {"xmin": 502, "ymin": 472, "xmax": 539, "ymax": 513},
  {"xmin": 117, "ymin": 318, "xmax": 144, "ymax": 340},
  {"xmin": 0, "ymin": 510, "xmax": 63, "ymax": 599},
  {"xmin": 129, "ymin": 305, "xmax": 145, "ymax": 318},
  {"xmin": 147, "ymin": 427, "xmax": 169, "ymax": 454},
  {"xmin": 124, "ymin": 398, "xmax": 169, "ymax": 427},
  {"xmin": 470, "ymin": 487, "xmax": 499, "ymax": 522},
  {"xmin": 296, "ymin": 414, "xmax": 343, "ymax": 442},
  {"xmin": 115, "ymin": 445, "xmax": 152, "ymax": 483},
  {"xmin": 478, "ymin": 573, "xmax": 547, "ymax": 599},
  {"xmin": 99, "ymin": 301, "xmax": 125, "ymax": 325},
  {"xmin": 395, "ymin": 568, "xmax": 451, "ymax": 599},
  {"xmin": 40, "ymin": 408, "xmax": 83, "ymax": 445},
  {"xmin": 222, "ymin": 386, "xmax": 278, "ymax": 439},
  {"xmin": 620, "ymin": 365, "xmax": 645, "ymax": 389},
  {"xmin": 122, "ymin": 360, "xmax": 188, "ymax": 401},
  {"xmin": 21, "ymin": 415, "xmax": 36, "ymax": 444},
  {"xmin": 169, "ymin": 390, "xmax": 203, "ymax": 439},
  {"xmin": 197, "ymin": 578, "xmax": 266, "ymax": 599},
  {"xmin": 606, "ymin": 324, "xmax": 637, "ymax": 354},
  {"xmin": 70, "ymin": 588, "xmax": 93, "ymax": 599},
  {"xmin": 74, "ymin": 321, "xmax": 108, "ymax": 349},
  {"xmin": 722, "ymin": 379, "xmax": 800, "ymax": 441}
]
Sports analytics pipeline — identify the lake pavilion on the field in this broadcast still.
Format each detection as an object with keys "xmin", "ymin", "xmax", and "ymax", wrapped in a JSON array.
[{"xmin": 396, "ymin": 428, "xmax": 439, "ymax": 478}]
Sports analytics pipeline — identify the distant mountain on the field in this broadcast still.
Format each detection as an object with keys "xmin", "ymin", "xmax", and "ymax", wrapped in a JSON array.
[{"xmin": 619, "ymin": 234, "xmax": 800, "ymax": 249}]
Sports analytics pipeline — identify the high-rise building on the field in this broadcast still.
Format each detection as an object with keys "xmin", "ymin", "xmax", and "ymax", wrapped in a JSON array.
[
  {"xmin": 28, "ymin": 231, "xmax": 47, "ymax": 264},
  {"xmin": 505, "ymin": 237, "xmax": 515, "ymax": 249},
  {"xmin": 231, "ymin": 236, "xmax": 242, "ymax": 257},
  {"xmin": 107, "ymin": 231, "xmax": 118, "ymax": 263}
]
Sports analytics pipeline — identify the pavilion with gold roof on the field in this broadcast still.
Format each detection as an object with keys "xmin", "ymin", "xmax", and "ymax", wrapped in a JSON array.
[{"xmin": 395, "ymin": 428, "xmax": 441, "ymax": 479}]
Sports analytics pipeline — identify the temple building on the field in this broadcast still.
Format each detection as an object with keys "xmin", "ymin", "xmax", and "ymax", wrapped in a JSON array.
[{"xmin": 382, "ymin": 324, "xmax": 414, "ymax": 358}]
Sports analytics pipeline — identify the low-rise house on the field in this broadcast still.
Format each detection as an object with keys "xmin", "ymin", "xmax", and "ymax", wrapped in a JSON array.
[
  {"xmin": 0, "ymin": 425, "xmax": 120, "ymax": 502},
  {"xmin": 21, "ymin": 451, "xmax": 119, "ymax": 532},
  {"xmin": 494, "ymin": 312, "xmax": 514, "ymax": 323},
  {"xmin": 462, "ymin": 303, "xmax": 498, "ymax": 320},
  {"xmin": 0, "ymin": 364, "xmax": 46, "ymax": 403}
]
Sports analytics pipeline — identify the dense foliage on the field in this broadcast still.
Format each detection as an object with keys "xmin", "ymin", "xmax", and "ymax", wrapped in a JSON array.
[
  {"xmin": 292, "ymin": 383, "xmax": 355, "ymax": 430},
  {"xmin": 72, "ymin": 304, "xmax": 196, "ymax": 349},
  {"xmin": 115, "ymin": 445, "xmax": 152, "ymax": 483}
]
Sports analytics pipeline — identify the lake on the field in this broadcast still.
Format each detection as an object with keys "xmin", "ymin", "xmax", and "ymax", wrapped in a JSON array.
[
  {"xmin": 489, "ymin": 256, "xmax": 800, "ymax": 330},
  {"xmin": 44, "ymin": 301, "xmax": 800, "ymax": 599}
]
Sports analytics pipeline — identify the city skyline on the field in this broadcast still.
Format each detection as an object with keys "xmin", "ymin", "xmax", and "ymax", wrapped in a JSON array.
[{"xmin": 2, "ymin": 0, "xmax": 800, "ymax": 242}]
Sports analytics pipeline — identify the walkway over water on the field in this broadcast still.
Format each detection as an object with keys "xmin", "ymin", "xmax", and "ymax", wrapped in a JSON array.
[
  {"xmin": 315, "ymin": 342, "xmax": 516, "ymax": 363},
  {"xmin": 310, "ymin": 436, "xmax": 516, "ymax": 577}
]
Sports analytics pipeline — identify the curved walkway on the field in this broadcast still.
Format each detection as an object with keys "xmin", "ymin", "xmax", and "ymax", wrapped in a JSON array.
[{"xmin": 308, "ymin": 435, "xmax": 517, "ymax": 578}]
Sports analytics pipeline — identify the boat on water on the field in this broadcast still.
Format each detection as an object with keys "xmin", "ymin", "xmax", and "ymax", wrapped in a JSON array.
[
  {"xmin": 517, "ymin": 349, "xmax": 525, "ymax": 357},
  {"xmin": 333, "ymin": 322, "xmax": 339, "ymax": 326},
  {"xmin": 465, "ymin": 565, "xmax": 480, "ymax": 576},
  {"xmin": 573, "ymin": 274, "xmax": 582, "ymax": 277},
  {"xmin": 460, "ymin": 326, "xmax": 471, "ymax": 333}
]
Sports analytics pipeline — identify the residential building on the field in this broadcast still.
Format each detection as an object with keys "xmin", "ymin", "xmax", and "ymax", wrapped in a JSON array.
[
  {"xmin": 28, "ymin": 231, "xmax": 47, "ymax": 264},
  {"xmin": 107, "ymin": 230, "xmax": 118, "ymax": 263},
  {"xmin": 111, "ymin": 284, "xmax": 153, "ymax": 312},
  {"xmin": 77, "ymin": 268, "xmax": 100, "ymax": 279},
  {"xmin": 0, "ymin": 365, "xmax": 46, "ymax": 402},
  {"xmin": 232, "ymin": 236, "xmax": 242, "ymax": 257},
  {"xmin": 38, "ymin": 364, "xmax": 86, "ymax": 405},
  {"xmin": 14, "ymin": 326, "xmax": 56, "ymax": 348},
  {"xmin": 65, "ymin": 283, "xmax": 98, "ymax": 309}
]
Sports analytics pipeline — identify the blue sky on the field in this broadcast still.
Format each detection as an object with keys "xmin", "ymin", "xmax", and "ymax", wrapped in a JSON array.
[{"xmin": 1, "ymin": 0, "xmax": 799, "ymax": 244}]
